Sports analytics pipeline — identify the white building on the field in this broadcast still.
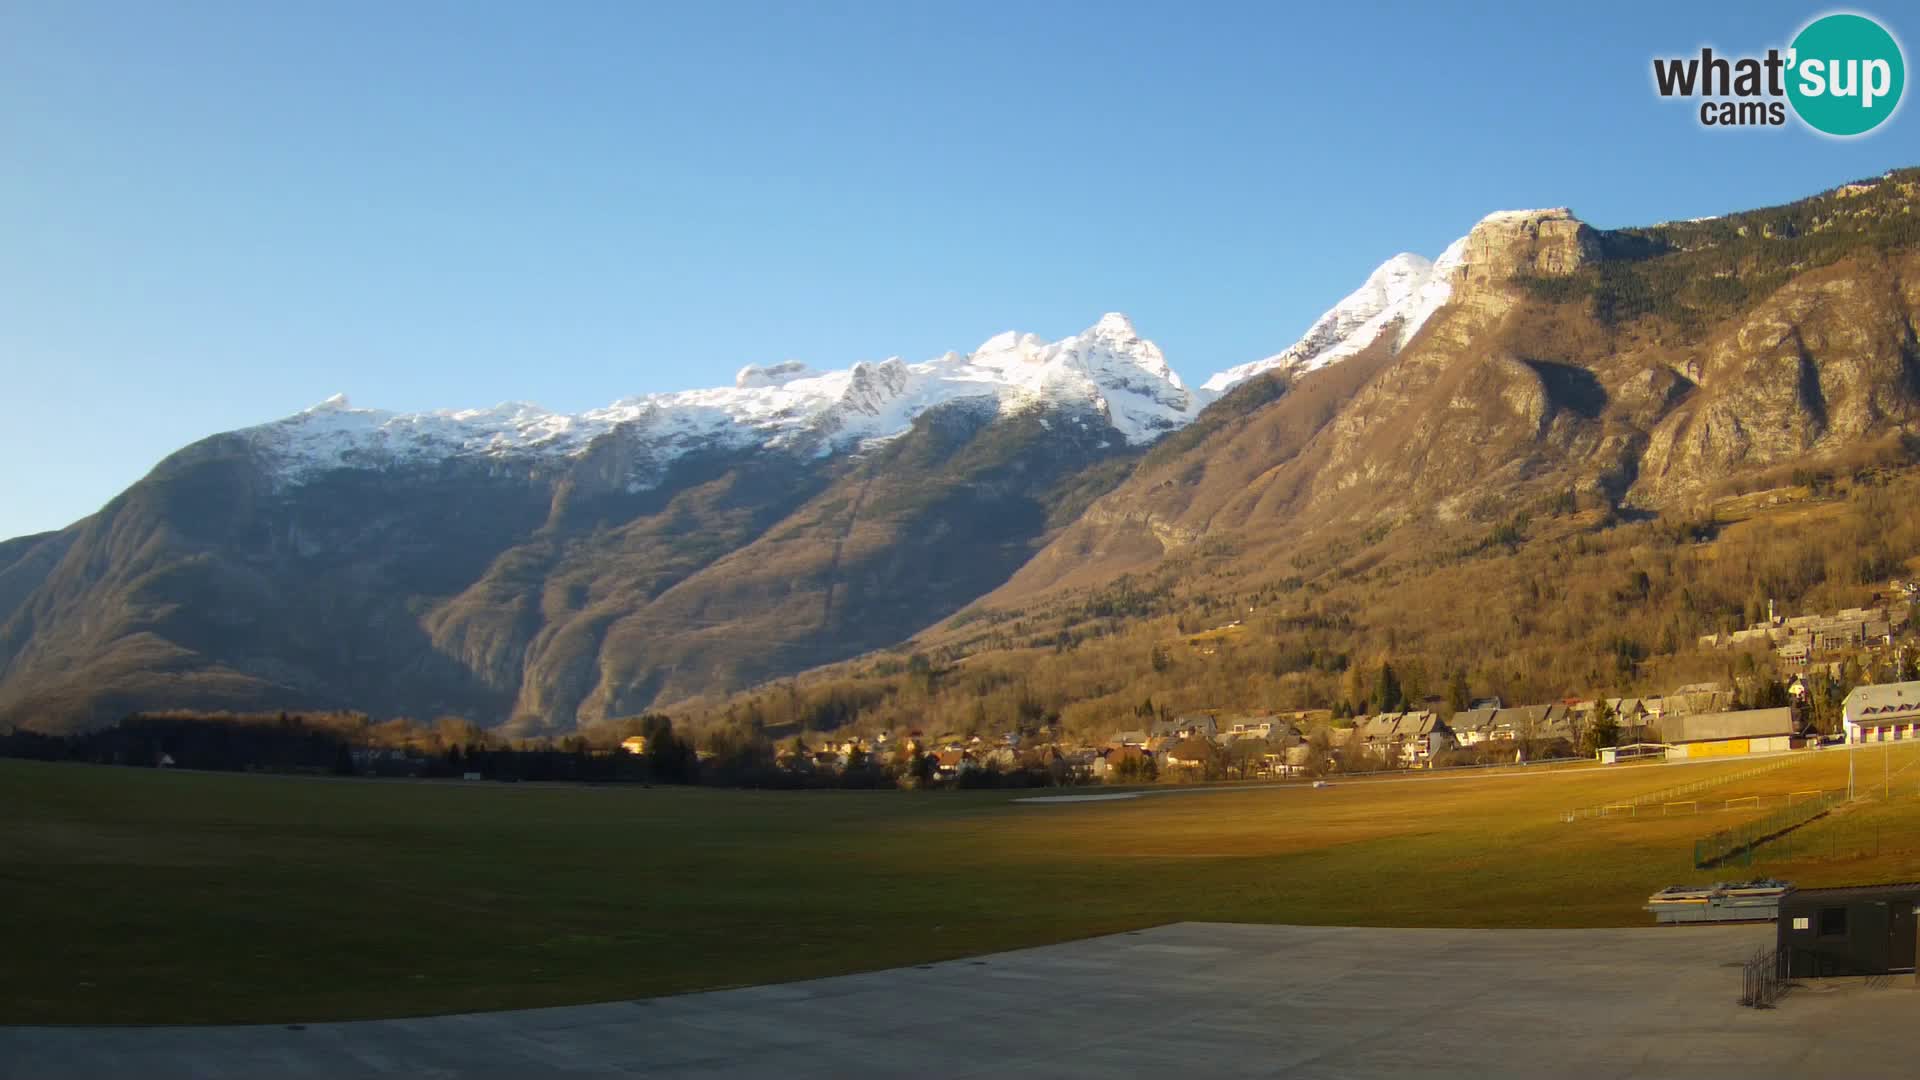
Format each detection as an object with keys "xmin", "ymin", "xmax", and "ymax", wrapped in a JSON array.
[{"xmin": 1842, "ymin": 681, "xmax": 1920, "ymax": 743}]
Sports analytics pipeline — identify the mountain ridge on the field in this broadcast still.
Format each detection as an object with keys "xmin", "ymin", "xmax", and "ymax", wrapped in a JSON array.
[
  {"xmin": 5, "ymin": 171, "xmax": 1918, "ymax": 733},
  {"xmin": 238, "ymin": 312, "xmax": 1207, "ymax": 491}
]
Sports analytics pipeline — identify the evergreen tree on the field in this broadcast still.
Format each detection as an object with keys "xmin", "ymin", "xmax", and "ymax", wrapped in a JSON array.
[
  {"xmin": 640, "ymin": 714, "xmax": 696, "ymax": 783},
  {"xmin": 1445, "ymin": 668, "xmax": 1471, "ymax": 716},
  {"xmin": 1582, "ymin": 697, "xmax": 1619, "ymax": 755},
  {"xmin": 1373, "ymin": 663, "xmax": 1404, "ymax": 714}
]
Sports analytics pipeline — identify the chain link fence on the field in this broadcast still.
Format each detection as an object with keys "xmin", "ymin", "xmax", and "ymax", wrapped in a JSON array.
[
  {"xmin": 1693, "ymin": 792, "xmax": 1840, "ymax": 868},
  {"xmin": 1563, "ymin": 755, "xmax": 1798, "ymax": 822}
]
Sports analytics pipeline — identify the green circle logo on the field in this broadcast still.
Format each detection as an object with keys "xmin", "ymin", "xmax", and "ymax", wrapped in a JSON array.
[{"xmin": 1787, "ymin": 13, "xmax": 1905, "ymax": 136}]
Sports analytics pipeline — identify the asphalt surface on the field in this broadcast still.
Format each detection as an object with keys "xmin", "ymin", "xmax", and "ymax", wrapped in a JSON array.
[{"xmin": 7, "ymin": 921, "xmax": 1915, "ymax": 1078}]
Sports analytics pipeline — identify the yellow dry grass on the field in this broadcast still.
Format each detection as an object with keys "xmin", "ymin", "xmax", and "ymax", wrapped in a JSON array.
[{"xmin": 6, "ymin": 748, "xmax": 1919, "ymax": 1024}]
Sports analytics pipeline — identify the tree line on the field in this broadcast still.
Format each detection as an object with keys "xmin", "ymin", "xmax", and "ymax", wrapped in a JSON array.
[{"xmin": 0, "ymin": 710, "xmax": 1090, "ymax": 791}]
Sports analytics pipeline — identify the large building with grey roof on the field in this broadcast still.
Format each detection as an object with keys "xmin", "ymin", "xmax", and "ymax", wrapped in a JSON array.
[
  {"xmin": 1843, "ymin": 681, "xmax": 1920, "ymax": 744},
  {"xmin": 1655, "ymin": 707, "xmax": 1795, "ymax": 758}
]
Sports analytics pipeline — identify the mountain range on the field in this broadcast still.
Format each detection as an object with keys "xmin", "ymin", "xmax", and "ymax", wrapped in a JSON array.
[{"xmin": 4, "ymin": 169, "xmax": 1918, "ymax": 733}]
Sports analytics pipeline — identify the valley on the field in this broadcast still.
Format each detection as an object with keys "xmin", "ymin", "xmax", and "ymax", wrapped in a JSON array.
[{"xmin": 2, "ymin": 170, "xmax": 1919, "ymax": 744}]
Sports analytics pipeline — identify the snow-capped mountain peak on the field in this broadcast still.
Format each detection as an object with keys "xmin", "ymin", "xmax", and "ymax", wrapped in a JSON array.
[
  {"xmin": 1196, "ymin": 205, "xmax": 1594, "ymax": 395},
  {"xmin": 237, "ymin": 210, "xmax": 1554, "ymax": 486},
  {"xmin": 1201, "ymin": 249, "xmax": 1451, "ymax": 394},
  {"xmin": 241, "ymin": 315, "xmax": 1206, "ymax": 487}
]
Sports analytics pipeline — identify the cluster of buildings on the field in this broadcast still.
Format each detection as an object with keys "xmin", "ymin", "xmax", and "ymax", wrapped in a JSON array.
[
  {"xmin": 1342, "ymin": 685, "xmax": 1795, "ymax": 766},
  {"xmin": 1445, "ymin": 684, "xmax": 1735, "ymax": 746},
  {"xmin": 780, "ymin": 674, "xmax": 1920, "ymax": 786},
  {"xmin": 774, "ymin": 729, "xmax": 1093, "ymax": 782},
  {"xmin": 1098, "ymin": 712, "xmax": 1323, "ymax": 777},
  {"xmin": 1095, "ymin": 681, "xmax": 1809, "ymax": 774},
  {"xmin": 784, "ymin": 713, "xmax": 1335, "ymax": 783},
  {"xmin": 791, "ymin": 680, "xmax": 1823, "ymax": 784},
  {"xmin": 1699, "ymin": 596, "xmax": 1910, "ymax": 667}
]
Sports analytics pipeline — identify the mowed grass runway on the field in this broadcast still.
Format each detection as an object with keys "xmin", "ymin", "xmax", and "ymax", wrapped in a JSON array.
[{"xmin": 5, "ymin": 748, "xmax": 1920, "ymax": 1024}]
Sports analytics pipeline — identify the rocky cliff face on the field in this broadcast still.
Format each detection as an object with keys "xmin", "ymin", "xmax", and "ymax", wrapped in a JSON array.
[
  {"xmin": 1632, "ymin": 258, "xmax": 1920, "ymax": 504},
  {"xmin": 6, "ymin": 171, "xmax": 1918, "ymax": 733},
  {"xmin": 1457, "ymin": 208, "xmax": 1597, "ymax": 283},
  {"xmin": 986, "ymin": 172, "xmax": 1920, "ymax": 609}
]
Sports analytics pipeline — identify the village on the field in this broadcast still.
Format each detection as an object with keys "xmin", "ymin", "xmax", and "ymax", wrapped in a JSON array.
[
  {"xmin": 759, "ymin": 591, "xmax": 1920, "ymax": 789},
  {"xmin": 767, "ymin": 677, "xmax": 1920, "ymax": 788},
  {"xmin": 1698, "ymin": 589, "xmax": 1915, "ymax": 666}
]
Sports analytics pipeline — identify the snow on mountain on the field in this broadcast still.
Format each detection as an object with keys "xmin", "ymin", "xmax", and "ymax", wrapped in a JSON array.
[
  {"xmin": 1201, "ymin": 242, "xmax": 1465, "ymax": 394},
  {"xmin": 240, "ymin": 210, "xmax": 1554, "ymax": 485},
  {"xmin": 242, "ymin": 313, "xmax": 1206, "ymax": 486}
]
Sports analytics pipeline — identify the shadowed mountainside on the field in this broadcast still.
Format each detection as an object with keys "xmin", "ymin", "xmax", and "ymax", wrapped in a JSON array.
[
  {"xmin": 5, "ymin": 170, "xmax": 1920, "ymax": 734},
  {"xmin": 0, "ymin": 402, "xmax": 1140, "ymax": 732}
]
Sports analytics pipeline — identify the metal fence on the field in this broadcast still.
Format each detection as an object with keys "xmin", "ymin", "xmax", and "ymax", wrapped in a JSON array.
[
  {"xmin": 1563, "ymin": 755, "xmax": 1798, "ymax": 822},
  {"xmin": 1692, "ymin": 791, "xmax": 1840, "ymax": 868},
  {"xmin": 1755, "ymin": 787, "xmax": 1920, "ymax": 862},
  {"xmin": 1740, "ymin": 947, "xmax": 1790, "ymax": 1008}
]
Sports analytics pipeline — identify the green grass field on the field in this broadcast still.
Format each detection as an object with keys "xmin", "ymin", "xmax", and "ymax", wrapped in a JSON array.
[{"xmin": 5, "ymin": 749, "xmax": 1920, "ymax": 1025}]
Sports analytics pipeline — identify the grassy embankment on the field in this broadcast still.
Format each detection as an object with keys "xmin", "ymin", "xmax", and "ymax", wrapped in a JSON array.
[{"xmin": 5, "ymin": 747, "xmax": 1919, "ymax": 1024}]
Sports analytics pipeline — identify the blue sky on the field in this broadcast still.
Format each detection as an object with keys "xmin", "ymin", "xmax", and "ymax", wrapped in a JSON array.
[{"xmin": 1, "ymin": 1, "xmax": 1913, "ymax": 539}]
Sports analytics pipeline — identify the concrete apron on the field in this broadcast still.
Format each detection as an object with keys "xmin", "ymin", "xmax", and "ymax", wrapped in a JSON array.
[{"xmin": 5, "ymin": 922, "xmax": 1917, "ymax": 1079}]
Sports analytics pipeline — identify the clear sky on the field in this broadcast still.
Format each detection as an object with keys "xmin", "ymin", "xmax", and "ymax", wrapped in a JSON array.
[{"xmin": 1, "ymin": 1, "xmax": 1914, "ymax": 540}]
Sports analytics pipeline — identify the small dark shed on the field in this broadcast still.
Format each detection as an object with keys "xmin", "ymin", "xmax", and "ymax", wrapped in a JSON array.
[{"xmin": 1777, "ymin": 882, "xmax": 1920, "ymax": 978}]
